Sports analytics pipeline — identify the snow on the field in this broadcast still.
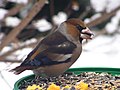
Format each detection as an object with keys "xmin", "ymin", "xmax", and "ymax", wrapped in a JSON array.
[
  {"xmin": 0, "ymin": 63, "xmax": 33, "ymax": 90},
  {"xmin": 84, "ymin": 13, "xmax": 101, "ymax": 23},
  {"xmin": 72, "ymin": 3, "xmax": 79, "ymax": 11},
  {"xmin": 34, "ymin": 19, "xmax": 52, "ymax": 32},
  {"xmin": 8, "ymin": 0, "xmax": 28, "ymax": 4},
  {"xmin": 105, "ymin": 23, "xmax": 117, "ymax": 34},
  {"xmin": 84, "ymin": 18, "xmax": 91, "ymax": 24},
  {"xmin": 106, "ymin": 0, "xmax": 120, "ymax": 12},
  {"xmin": 72, "ymin": 34, "xmax": 120, "ymax": 68},
  {"xmin": 53, "ymin": 12, "xmax": 67, "ymax": 25},
  {"xmin": 24, "ymin": 38, "xmax": 37, "ymax": 45},
  {"xmin": 105, "ymin": 10, "xmax": 120, "ymax": 34},
  {"xmin": 5, "ymin": 17, "xmax": 21, "ymax": 27},
  {"xmin": 11, "ymin": 48, "xmax": 32, "ymax": 60},
  {"xmin": 0, "ymin": 46, "xmax": 12, "ymax": 55},
  {"xmin": 90, "ymin": 0, "xmax": 107, "ymax": 12},
  {"xmin": 0, "ymin": 75, "xmax": 12, "ymax": 90},
  {"xmin": 90, "ymin": 13, "xmax": 101, "ymax": 21},
  {"xmin": 91, "ymin": 0, "xmax": 120, "ymax": 12},
  {"xmin": 0, "ymin": 33, "xmax": 5, "ymax": 42},
  {"xmin": 0, "ymin": 8, "xmax": 8, "ymax": 20}
]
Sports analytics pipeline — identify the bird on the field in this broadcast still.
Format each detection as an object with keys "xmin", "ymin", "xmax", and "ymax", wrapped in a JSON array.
[{"xmin": 10, "ymin": 18, "xmax": 94, "ymax": 77}]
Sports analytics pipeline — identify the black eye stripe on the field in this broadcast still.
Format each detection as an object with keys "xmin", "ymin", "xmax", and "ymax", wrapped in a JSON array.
[{"xmin": 76, "ymin": 25, "xmax": 86, "ymax": 32}]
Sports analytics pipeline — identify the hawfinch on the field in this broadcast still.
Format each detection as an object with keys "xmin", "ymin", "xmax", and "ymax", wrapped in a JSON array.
[{"xmin": 10, "ymin": 18, "xmax": 94, "ymax": 76}]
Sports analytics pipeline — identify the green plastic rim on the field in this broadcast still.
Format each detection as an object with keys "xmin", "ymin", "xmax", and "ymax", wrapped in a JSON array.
[{"xmin": 14, "ymin": 67, "xmax": 120, "ymax": 90}]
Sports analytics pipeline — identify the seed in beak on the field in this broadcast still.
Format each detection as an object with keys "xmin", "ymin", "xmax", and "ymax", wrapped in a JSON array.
[
  {"xmin": 81, "ymin": 28, "xmax": 94, "ymax": 36},
  {"xmin": 81, "ymin": 28, "xmax": 94, "ymax": 39}
]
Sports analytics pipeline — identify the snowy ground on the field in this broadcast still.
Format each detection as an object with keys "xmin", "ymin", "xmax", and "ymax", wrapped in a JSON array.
[{"xmin": 72, "ymin": 34, "xmax": 120, "ymax": 68}]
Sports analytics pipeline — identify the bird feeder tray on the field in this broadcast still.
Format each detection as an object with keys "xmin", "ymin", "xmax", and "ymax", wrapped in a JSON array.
[{"xmin": 14, "ymin": 67, "xmax": 120, "ymax": 90}]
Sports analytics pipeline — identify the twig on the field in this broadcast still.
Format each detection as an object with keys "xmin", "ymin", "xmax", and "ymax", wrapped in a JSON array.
[
  {"xmin": 0, "ymin": 41, "xmax": 38, "ymax": 61},
  {"xmin": 79, "ymin": 6, "xmax": 92, "ymax": 19},
  {"xmin": 4, "ymin": 4, "xmax": 25, "ymax": 19},
  {"xmin": 87, "ymin": 6, "xmax": 120, "ymax": 27},
  {"xmin": 0, "ymin": 0, "xmax": 46, "ymax": 51},
  {"xmin": 64, "ymin": 0, "xmax": 72, "ymax": 17},
  {"xmin": 50, "ymin": 0, "xmax": 54, "ymax": 23},
  {"xmin": 0, "ymin": 4, "xmax": 25, "ymax": 28},
  {"xmin": 0, "ymin": 59, "xmax": 22, "ymax": 63}
]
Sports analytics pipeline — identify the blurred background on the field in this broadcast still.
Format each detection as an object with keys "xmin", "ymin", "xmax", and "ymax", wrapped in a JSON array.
[{"xmin": 0, "ymin": 0, "xmax": 120, "ymax": 90}]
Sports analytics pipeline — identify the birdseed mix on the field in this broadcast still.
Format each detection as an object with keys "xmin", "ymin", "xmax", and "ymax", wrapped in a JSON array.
[{"xmin": 19, "ymin": 72, "xmax": 120, "ymax": 90}]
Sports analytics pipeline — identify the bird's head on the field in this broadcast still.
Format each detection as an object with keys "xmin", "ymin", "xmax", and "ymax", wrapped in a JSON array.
[{"xmin": 64, "ymin": 18, "xmax": 94, "ymax": 42}]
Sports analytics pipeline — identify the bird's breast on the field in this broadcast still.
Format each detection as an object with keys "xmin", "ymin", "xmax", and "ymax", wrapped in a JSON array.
[{"xmin": 70, "ymin": 43, "xmax": 82, "ymax": 63}]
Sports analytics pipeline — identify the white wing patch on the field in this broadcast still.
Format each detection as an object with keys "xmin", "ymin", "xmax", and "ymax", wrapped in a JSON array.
[
  {"xmin": 46, "ymin": 53, "xmax": 72, "ymax": 62},
  {"xmin": 55, "ymin": 54, "xmax": 72, "ymax": 62}
]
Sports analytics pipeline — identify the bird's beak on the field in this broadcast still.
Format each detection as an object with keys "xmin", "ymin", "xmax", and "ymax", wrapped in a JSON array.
[{"xmin": 80, "ymin": 27, "xmax": 94, "ymax": 39}]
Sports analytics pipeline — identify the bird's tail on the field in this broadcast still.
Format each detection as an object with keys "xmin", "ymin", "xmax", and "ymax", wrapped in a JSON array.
[
  {"xmin": 9, "ymin": 65, "xmax": 38, "ymax": 75},
  {"xmin": 9, "ymin": 66, "xmax": 27, "ymax": 75}
]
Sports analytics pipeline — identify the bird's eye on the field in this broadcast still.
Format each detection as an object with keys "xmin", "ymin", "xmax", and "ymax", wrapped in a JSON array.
[{"xmin": 76, "ymin": 24, "xmax": 86, "ymax": 32}]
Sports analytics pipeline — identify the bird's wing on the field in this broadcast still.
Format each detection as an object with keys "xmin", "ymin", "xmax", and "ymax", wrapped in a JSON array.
[
  {"xmin": 10, "ymin": 31, "xmax": 77, "ymax": 74},
  {"xmin": 22, "ymin": 31, "xmax": 76, "ymax": 66}
]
